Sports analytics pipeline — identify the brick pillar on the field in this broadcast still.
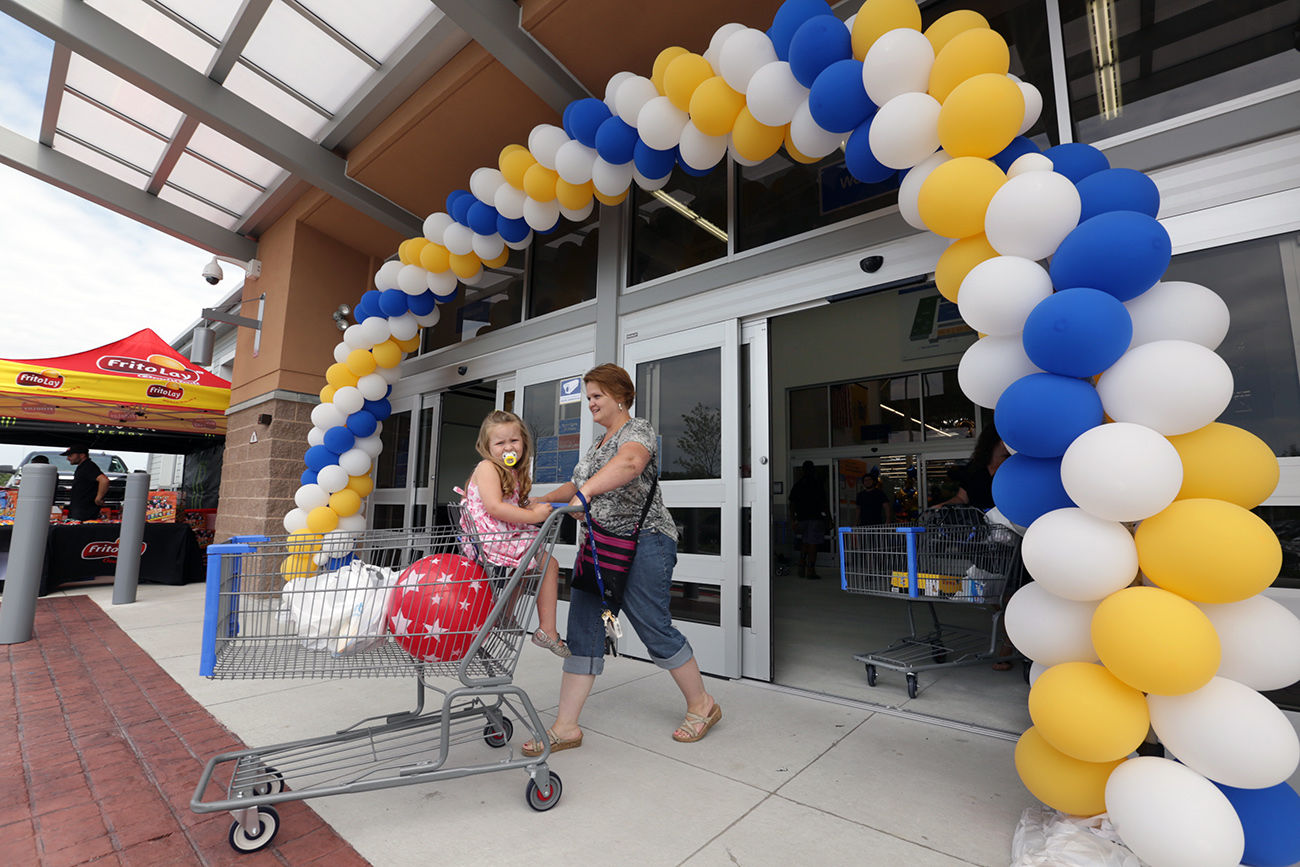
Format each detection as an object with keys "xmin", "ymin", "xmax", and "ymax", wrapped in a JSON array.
[{"xmin": 214, "ymin": 397, "xmax": 315, "ymax": 540}]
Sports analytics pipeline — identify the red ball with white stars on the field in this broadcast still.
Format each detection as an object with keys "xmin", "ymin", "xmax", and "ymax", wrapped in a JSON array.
[{"xmin": 387, "ymin": 554, "xmax": 495, "ymax": 662}]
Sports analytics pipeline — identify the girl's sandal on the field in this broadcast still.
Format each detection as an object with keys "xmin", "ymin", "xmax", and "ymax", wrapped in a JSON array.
[
  {"xmin": 673, "ymin": 702, "xmax": 722, "ymax": 743},
  {"xmin": 531, "ymin": 629, "xmax": 572, "ymax": 658}
]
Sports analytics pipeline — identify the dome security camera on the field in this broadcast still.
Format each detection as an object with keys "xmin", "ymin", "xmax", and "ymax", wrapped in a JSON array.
[
  {"xmin": 201, "ymin": 255, "xmax": 262, "ymax": 286},
  {"xmin": 202, "ymin": 258, "xmax": 223, "ymax": 285}
]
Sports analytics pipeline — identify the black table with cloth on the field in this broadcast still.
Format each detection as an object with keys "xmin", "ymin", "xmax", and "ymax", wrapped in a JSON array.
[{"xmin": 0, "ymin": 523, "xmax": 205, "ymax": 596}]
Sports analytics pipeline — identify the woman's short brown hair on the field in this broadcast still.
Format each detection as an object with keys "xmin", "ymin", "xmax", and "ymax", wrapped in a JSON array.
[{"xmin": 583, "ymin": 363, "xmax": 635, "ymax": 407}]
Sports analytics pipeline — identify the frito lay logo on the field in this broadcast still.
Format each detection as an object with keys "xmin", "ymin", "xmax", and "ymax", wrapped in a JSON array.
[
  {"xmin": 191, "ymin": 418, "xmax": 217, "ymax": 431},
  {"xmin": 97, "ymin": 354, "xmax": 201, "ymax": 384},
  {"xmin": 146, "ymin": 383, "xmax": 184, "ymax": 400},
  {"xmin": 16, "ymin": 370, "xmax": 63, "ymax": 389},
  {"xmin": 20, "ymin": 402, "xmax": 55, "ymax": 415},
  {"xmin": 81, "ymin": 540, "xmax": 147, "ymax": 561}
]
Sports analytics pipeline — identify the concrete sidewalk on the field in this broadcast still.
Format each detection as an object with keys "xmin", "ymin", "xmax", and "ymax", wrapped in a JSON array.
[{"xmin": 16, "ymin": 581, "xmax": 1042, "ymax": 866}]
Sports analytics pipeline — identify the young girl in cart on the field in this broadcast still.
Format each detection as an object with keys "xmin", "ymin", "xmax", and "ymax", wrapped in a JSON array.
[{"xmin": 457, "ymin": 410, "xmax": 570, "ymax": 657}]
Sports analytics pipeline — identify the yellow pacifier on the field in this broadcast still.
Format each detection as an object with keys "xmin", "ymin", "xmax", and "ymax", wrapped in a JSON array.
[{"xmin": 503, "ymin": 451, "xmax": 518, "ymax": 467}]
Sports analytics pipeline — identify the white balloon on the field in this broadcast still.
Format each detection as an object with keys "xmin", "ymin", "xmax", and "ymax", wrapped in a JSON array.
[
  {"xmin": 342, "ymin": 324, "xmax": 368, "ymax": 350},
  {"xmin": 311, "ymin": 402, "xmax": 346, "ymax": 431},
  {"xmin": 1196, "ymin": 596, "xmax": 1300, "ymax": 691},
  {"xmin": 897, "ymin": 150, "xmax": 950, "ymax": 230},
  {"xmin": 789, "ymin": 99, "xmax": 843, "ymax": 159},
  {"xmin": 1021, "ymin": 508, "xmax": 1138, "ymax": 601},
  {"xmin": 615, "ymin": 75, "xmax": 659, "ymax": 127},
  {"xmin": 461, "ymin": 269, "xmax": 484, "ymax": 287},
  {"xmin": 332, "ymin": 342, "xmax": 350, "ymax": 364},
  {"xmin": 374, "ymin": 260, "xmax": 402, "ymax": 291},
  {"xmin": 1006, "ymin": 152, "xmax": 1054, "ymax": 178},
  {"xmin": 1060, "ymin": 422, "xmax": 1183, "ymax": 522},
  {"xmin": 1097, "ymin": 340, "xmax": 1234, "ymax": 436},
  {"xmin": 357, "ymin": 315, "xmax": 391, "ymax": 347},
  {"xmin": 396, "ymin": 264, "xmax": 427, "ymax": 295},
  {"xmin": 591, "ymin": 157, "xmax": 634, "ymax": 197},
  {"xmin": 523, "ymin": 196, "xmax": 560, "ymax": 232},
  {"xmin": 319, "ymin": 529, "xmax": 355, "ymax": 560},
  {"xmin": 494, "ymin": 183, "xmax": 527, "ymax": 220},
  {"xmin": 283, "ymin": 507, "xmax": 308, "ymax": 533},
  {"xmin": 559, "ymin": 200, "xmax": 595, "ymax": 222},
  {"xmin": 306, "ymin": 426, "xmax": 326, "ymax": 447},
  {"xmin": 1027, "ymin": 660, "xmax": 1048, "ymax": 687},
  {"xmin": 868, "ymin": 92, "xmax": 941, "ymax": 170},
  {"xmin": 1017, "ymin": 80, "xmax": 1043, "ymax": 135},
  {"xmin": 338, "ymin": 447, "xmax": 372, "ymax": 477},
  {"xmin": 862, "ymin": 28, "xmax": 935, "ymax": 106},
  {"xmin": 427, "ymin": 268, "xmax": 457, "ymax": 297},
  {"xmin": 471, "ymin": 231, "xmax": 505, "ymax": 261},
  {"xmin": 704, "ymin": 22, "xmax": 747, "ymax": 71},
  {"xmin": 469, "ymin": 167, "xmax": 505, "ymax": 205},
  {"xmin": 379, "ymin": 364, "xmax": 402, "ymax": 384},
  {"xmin": 504, "ymin": 231, "xmax": 533, "ymax": 251},
  {"xmin": 331, "ymin": 384, "xmax": 364, "ymax": 416},
  {"xmin": 956, "ymin": 256, "xmax": 1053, "ymax": 335},
  {"xmin": 603, "ymin": 70, "xmax": 634, "ymax": 113},
  {"xmin": 634, "ymin": 167, "xmax": 671, "ymax": 191},
  {"xmin": 415, "ymin": 307, "xmax": 442, "ymax": 328},
  {"xmin": 356, "ymin": 373, "xmax": 387, "ymax": 401},
  {"xmin": 421, "ymin": 212, "xmax": 452, "ymax": 244},
  {"xmin": 388, "ymin": 312, "xmax": 418, "ymax": 341},
  {"xmin": 636, "ymin": 96, "xmax": 689, "ymax": 151},
  {"xmin": 678, "ymin": 121, "xmax": 728, "ymax": 171},
  {"xmin": 984, "ymin": 170, "xmax": 1082, "ymax": 260},
  {"xmin": 555, "ymin": 139, "xmax": 597, "ymax": 184},
  {"xmin": 442, "ymin": 223, "xmax": 473, "ymax": 256},
  {"xmin": 339, "ymin": 514, "xmax": 367, "ymax": 532},
  {"xmin": 1124, "ymin": 281, "xmax": 1230, "ymax": 351},
  {"xmin": 1148, "ymin": 676, "xmax": 1300, "ymax": 789},
  {"xmin": 527, "ymin": 124, "xmax": 568, "ymax": 170},
  {"xmin": 718, "ymin": 27, "xmax": 777, "ymax": 94},
  {"xmin": 957, "ymin": 334, "xmax": 1043, "ymax": 408},
  {"xmin": 1004, "ymin": 582, "xmax": 1101, "ymax": 667},
  {"xmin": 1104, "ymin": 758, "xmax": 1244, "ymax": 867},
  {"xmin": 745, "ymin": 61, "xmax": 808, "ymax": 127},
  {"xmin": 295, "ymin": 483, "xmax": 329, "ymax": 510},
  {"xmin": 316, "ymin": 464, "xmax": 349, "ymax": 494},
  {"xmin": 354, "ymin": 433, "xmax": 383, "ymax": 458}
]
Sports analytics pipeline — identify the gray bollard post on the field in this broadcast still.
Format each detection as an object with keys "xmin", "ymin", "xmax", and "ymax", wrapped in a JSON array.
[
  {"xmin": 112, "ymin": 471, "xmax": 151, "ymax": 605},
  {"xmin": 0, "ymin": 463, "xmax": 57, "ymax": 644}
]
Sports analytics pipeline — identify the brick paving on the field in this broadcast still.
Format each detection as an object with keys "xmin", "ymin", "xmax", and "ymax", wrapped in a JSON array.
[{"xmin": 1, "ymin": 595, "xmax": 371, "ymax": 866}]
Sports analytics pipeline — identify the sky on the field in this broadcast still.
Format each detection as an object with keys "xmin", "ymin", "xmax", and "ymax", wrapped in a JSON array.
[{"xmin": 0, "ymin": 13, "xmax": 234, "ymax": 470}]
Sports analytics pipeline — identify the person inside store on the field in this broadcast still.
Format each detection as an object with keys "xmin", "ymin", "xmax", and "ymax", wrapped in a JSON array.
[
  {"xmin": 64, "ymin": 445, "xmax": 108, "ymax": 521},
  {"xmin": 856, "ymin": 465, "xmax": 892, "ymax": 526},
  {"xmin": 523, "ymin": 363, "xmax": 721, "ymax": 757},
  {"xmin": 935, "ymin": 423, "xmax": 1010, "ymax": 511},
  {"xmin": 789, "ymin": 460, "xmax": 830, "ymax": 579}
]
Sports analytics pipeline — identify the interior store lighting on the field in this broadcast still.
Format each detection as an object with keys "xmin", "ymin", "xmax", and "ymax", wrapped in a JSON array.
[{"xmin": 1087, "ymin": 0, "xmax": 1123, "ymax": 120}]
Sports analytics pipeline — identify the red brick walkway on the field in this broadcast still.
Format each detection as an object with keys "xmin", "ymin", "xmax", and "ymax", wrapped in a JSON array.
[{"xmin": 0, "ymin": 595, "xmax": 371, "ymax": 866}]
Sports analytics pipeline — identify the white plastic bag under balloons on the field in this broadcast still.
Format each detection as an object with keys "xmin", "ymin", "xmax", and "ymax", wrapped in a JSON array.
[{"xmin": 1010, "ymin": 805, "xmax": 1142, "ymax": 867}]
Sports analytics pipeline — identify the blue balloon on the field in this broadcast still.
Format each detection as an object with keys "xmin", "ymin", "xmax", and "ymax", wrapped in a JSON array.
[
  {"xmin": 326, "ymin": 553, "xmax": 355, "ymax": 570},
  {"xmin": 536, "ymin": 214, "xmax": 562, "ymax": 234},
  {"xmin": 1214, "ymin": 781, "xmax": 1300, "ymax": 867},
  {"xmin": 677, "ymin": 154, "xmax": 711, "ymax": 177},
  {"xmin": 565, "ymin": 97, "xmax": 612, "ymax": 148},
  {"xmin": 991, "ymin": 135, "xmax": 1040, "ymax": 172},
  {"xmin": 595, "ymin": 116, "xmax": 639, "ymax": 165},
  {"xmin": 992, "ymin": 454, "xmax": 1076, "ymax": 527},
  {"xmin": 497, "ymin": 214, "xmax": 531, "ymax": 243},
  {"xmin": 354, "ymin": 289, "xmax": 382, "ymax": 322},
  {"xmin": 345, "ymin": 410, "xmax": 378, "ymax": 438},
  {"xmin": 1050, "ymin": 211, "xmax": 1171, "ymax": 302},
  {"xmin": 467, "ymin": 200, "xmax": 499, "ymax": 236},
  {"xmin": 363, "ymin": 397, "xmax": 392, "ymax": 422},
  {"xmin": 1043, "ymin": 142, "xmax": 1109, "ymax": 184},
  {"xmin": 450, "ymin": 191, "xmax": 474, "ymax": 225},
  {"xmin": 1021, "ymin": 287, "xmax": 1133, "ymax": 378},
  {"xmin": 408, "ymin": 289, "xmax": 437, "ymax": 316},
  {"xmin": 323, "ymin": 425, "xmax": 355, "ymax": 455},
  {"xmin": 378, "ymin": 288, "xmax": 409, "ymax": 318},
  {"xmin": 995, "ymin": 373, "xmax": 1104, "ymax": 458},
  {"xmin": 634, "ymin": 140, "xmax": 677, "ymax": 180},
  {"xmin": 1076, "ymin": 168, "xmax": 1160, "ymax": 222},
  {"xmin": 445, "ymin": 188, "xmax": 472, "ymax": 219},
  {"xmin": 788, "ymin": 15, "xmax": 852, "ymax": 88},
  {"xmin": 809, "ymin": 59, "xmax": 876, "ymax": 134},
  {"xmin": 767, "ymin": 0, "xmax": 835, "ymax": 61},
  {"xmin": 844, "ymin": 116, "xmax": 895, "ymax": 184},
  {"xmin": 430, "ymin": 283, "xmax": 458, "ymax": 304},
  {"xmin": 304, "ymin": 445, "xmax": 336, "ymax": 472},
  {"xmin": 300, "ymin": 468, "xmax": 318, "ymax": 486}
]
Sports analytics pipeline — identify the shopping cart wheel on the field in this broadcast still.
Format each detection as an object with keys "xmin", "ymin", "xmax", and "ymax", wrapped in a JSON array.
[
  {"xmin": 906, "ymin": 674, "xmax": 919, "ymax": 699},
  {"xmin": 525, "ymin": 772, "xmax": 563, "ymax": 812},
  {"xmin": 864, "ymin": 664, "xmax": 877, "ymax": 687},
  {"xmin": 250, "ymin": 766, "xmax": 284, "ymax": 797},
  {"xmin": 484, "ymin": 717, "xmax": 514, "ymax": 747},
  {"xmin": 228, "ymin": 805, "xmax": 279, "ymax": 854}
]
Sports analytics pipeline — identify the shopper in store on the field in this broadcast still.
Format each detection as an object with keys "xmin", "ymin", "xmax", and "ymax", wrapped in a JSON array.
[
  {"xmin": 855, "ymin": 466, "xmax": 893, "ymax": 525},
  {"xmin": 935, "ymin": 424, "xmax": 1010, "ymax": 511},
  {"xmin": 789, "ymin": 460, "xmax": 830, "ymax": 579}
]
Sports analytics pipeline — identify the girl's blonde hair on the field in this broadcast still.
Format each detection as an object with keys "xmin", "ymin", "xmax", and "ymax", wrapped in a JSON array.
[{"xmin": 474, "ymin": 410, "xmax": 534, "ymax": 502}]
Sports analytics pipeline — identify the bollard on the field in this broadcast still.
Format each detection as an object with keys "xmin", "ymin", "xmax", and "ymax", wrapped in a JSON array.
[
  {"xmin": 0, "ymin": 463, "xmax": 57, "ymax": 644},
  {"xmin": 112, "ymin": 470, "xmax": 150, "ymax": 605}
]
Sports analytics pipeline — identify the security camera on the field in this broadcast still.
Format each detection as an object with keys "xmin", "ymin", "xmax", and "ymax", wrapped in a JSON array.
[
  {"xmin": 860, "ymin": 255, "xmax": 884, "ymax": 273},
  {"xmin": 202, "ymin": 254, "xmax": 263, "ymax": 286},
  {"xmin": 202, "ymin": 258, "xmax": 223, "ymax": 285}
]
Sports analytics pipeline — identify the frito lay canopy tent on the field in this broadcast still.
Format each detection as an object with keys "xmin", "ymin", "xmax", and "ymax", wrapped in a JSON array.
[{"xmin": 0, "ymin": 328, "xmax": 231, "ymax": 439}]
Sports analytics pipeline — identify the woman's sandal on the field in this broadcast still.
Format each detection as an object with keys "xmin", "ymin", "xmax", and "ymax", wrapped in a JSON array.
[
  {"xmin": 531, "ymin": 629, "xmax": 572, "ymax": 658},
  {"xmin": 521, "ymin": 727, "xmax": 583, "ymax": 757},
  {"xmin": 673, "ymin": 702, "xmax": 722, "ymax": 743}
]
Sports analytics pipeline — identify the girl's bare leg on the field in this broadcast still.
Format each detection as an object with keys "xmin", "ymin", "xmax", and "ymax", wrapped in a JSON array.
[{"xmin": 535, "ymin": 558, "xmax": 561, "ymax": 639}]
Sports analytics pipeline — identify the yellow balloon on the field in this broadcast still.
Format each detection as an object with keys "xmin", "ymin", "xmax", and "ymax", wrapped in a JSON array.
[
  {"xmin": 500, "ymin": 147, "xmax": 535, "ymax": 189},
  {"xmin": 664, "ymin": 53, "xmax": 713, "ymax": 112},
  {"xmin": 935, "ymin": 233, "xmax": 998, "ymax": 302},
  {"xmin": 281, "ymin": 553, "xmax": 315, "ymax": 582},
  {"xmin": 325, "ymin": 362, "xmax": 358, "ymax": 389},
  {"xmin": 319, "ymin": 383, "xmax": 337, "ymax": 404},
  {"xmin": 329, "ymin": 488, "xmax": 361, "ymax": 518},
  {"xmin": 419, "ymin": 241, "xmax": 450, "ymax": 273},
  {"xmin": 345, "ymin": 348, "xmax": 377, "ymax": 377},
  {"xmin": 346, "ymin": 474, "xmax": 374, "ymax": 498},
  {"xmin": 852, "ymin": 0, "xmax": 923, "ymax": 60},
  {"xmin": 937, "ymin": 73, "xmax": 1024, "ymax": 159},
  {"xmin": 306, "ymin": 505, "xmax": 339, "ymax": 534},
  {"xmin": 555, "ymin": 177, "xmax": 594, "ymax": 210},
  {"xmin": 394, "ymin": 335, "xmax": 421, "ymax": 353},
  {"xmin": 449, "ymin": 251, "xmax": 482, "ymax": 279},
  {"xmin": 783, "ymin": 127, "xmax": 821, "ymax": 164},
  {"xmin": 1135, "ymin": 498, "xmax": 1282, "ymax": 603},
  {"xmin": 371, "ymin": 340, "xmax": 402, "ymax": 369},
  {"xmin": 593, "ymin": 187, "xmax": 627, "ymax": 206},
  {"xmin": 1028, "ymin": 662, "xmax": 1149, "ymax": 762},
  {"xmin": 689, "ymin": 76, "xmax": 746, "ymax": 137},
  {"xmin": 651, "ymin": 46, "xmax": 689, "ymax": 94},
  {"xmin": 928, "ymin": 28, "xmax": 1009, "ymax": 103},
  {"xmin": 1015, "ymin": 727, "xmax": 1123, "ymax": 817},
  {"xmin": 397, "ymin": 238, "xmax": 417, "ymax": 265},
  {"xmin": 404, "ymin": 237, "xmax": 429, "ymax": 265},
  {"xmin": 482, "ymin": 247, "xmax": 511, "ymax": 269},
  {"xmin": 731, "ymin": 108, "xmax": 785, "ymax": 162},
  {"xmin": 286, "ymin": 529, "xmax": 322, "ymax": 556},
  {"xmin": 522, "ymin": 163, "xmax": 559, "ymax": 202},
  {"xmin": 1168, "ymin": 422, "xmax": 1279, "ymax": 509},
  {"xmin": 1091, "ymin": 586, "xmax": 1221, "ymax": 695},
  {"xmin": 923, "ymin": 9, "xmax": 990, "ymax": 57},
  {"xmin": 917, "ymin": 156, "xmax": 1005, "ymax": 239}
]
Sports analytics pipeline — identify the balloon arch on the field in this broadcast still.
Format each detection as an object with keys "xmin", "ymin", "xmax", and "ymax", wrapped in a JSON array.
[{"xmin": 279, "ymin": 1, "xmax": 1300, "ymax": 863}]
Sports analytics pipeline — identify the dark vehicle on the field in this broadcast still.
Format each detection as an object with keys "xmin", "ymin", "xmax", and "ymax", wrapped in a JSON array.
[{"xmin": 10, "ymin": 451, "xmax": 131, "ymax": 508}]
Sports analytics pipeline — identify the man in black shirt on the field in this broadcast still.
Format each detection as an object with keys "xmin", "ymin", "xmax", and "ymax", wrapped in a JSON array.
[
  {"xmin": 789, "ymin": 461, "xmax": 830, "ymax": 579},
  {"xmin": 63, "ymin": 446, "xmax": 108, "ymax": 521},
  {"xmin": 855, "ymin": 469, "xmax": 892, "ymax": 525}
]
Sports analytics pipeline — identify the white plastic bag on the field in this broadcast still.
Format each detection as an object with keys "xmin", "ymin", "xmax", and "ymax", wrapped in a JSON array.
[
  {"xmin": 281, "ymin": 560, "xmax": 397, "ymax": 656},
  {"xmin": 1010, "ymin": 806, "xmax": 1145, "ymax": 867}
]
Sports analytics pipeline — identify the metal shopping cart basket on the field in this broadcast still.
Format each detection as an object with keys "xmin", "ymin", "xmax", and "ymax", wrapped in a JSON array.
[
  {"xmin": 838, "ymin": 506, "xmax": 1022, "ymax": 699},
  {"xmin": 190, "ymin": 505, "xmax": 577, "ymax": 854}
]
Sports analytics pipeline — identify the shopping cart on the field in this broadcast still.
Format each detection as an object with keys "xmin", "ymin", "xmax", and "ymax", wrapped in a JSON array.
[
  {"xmin": 838, "ymin": 506, "xmax": 1022, "ymax": 699},
  {"xmin": 190, "ymin": 505, "xmax": 577, "ymax": 854}
]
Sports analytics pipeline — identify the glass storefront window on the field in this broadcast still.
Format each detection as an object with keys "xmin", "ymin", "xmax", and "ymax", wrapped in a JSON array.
[
  {"xmin": 628, "ymin": 169, "xmax": 728, "ymax": 286},
  {"xmin": 420, "ymin": 249, "xmax": 525, "ymax": 352},
  {"xmin": 922, "ymin": 369, "xmax": 977, "ymax": 441},
  {"xmin": 790, "ymin": 385, "xmax": 829, "ymax": 449},
  {"xmin": 673, "ymin": 507, "xmax": 721, "ymax": 555},
  {"xmin": 1060, "ymin": 0, "xmax": 1300, "ymax": 141},
  {"xmin": 523, "ymin": 377, "xmax": 584, "ymax": 485},
  {"xmin": 375, "ymin": 410, "xmax": 410, "ymax": 489},
  {"xmin": 528, "ymin": 211, "xmax": 599, "ymax": 317},
  {"xmin": 635, "ymin": 347, "xmax": 723, "ymax": 480},
  {"xmin": 835, "ymin": 376, "xmax": 922, "ymax": 445},
  {"xmin": 372, "ymin": 503, "xmax": 404, "ymax": 530}
]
